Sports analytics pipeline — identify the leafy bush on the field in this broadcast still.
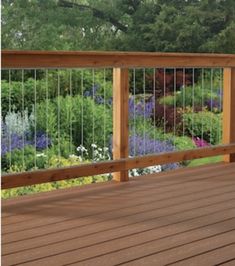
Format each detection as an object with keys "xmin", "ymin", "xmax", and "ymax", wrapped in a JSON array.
[
  {"xmin": 129, "ymin": 110, "xmax": 195, "ymax": 151},
  {"xmin": 46, "ymin": 137, "xmax": 75, "ymax": 159},
  {"xmin": 36, "ymin": 95, "xmax": 113, "ymax": 154},
  {"xmin": 1, "ymin": 173, "xmax": 109, "ymax": 199},
  {"xmin": 154, "ymin": 104, "xmax": 183, "ymax": 133},
  {"xmin": 2, "ymin": 136, "xmax": 76, "ymax": 173},
  {"xmin": 159, "ymin": 85, "xmax": 220, "ymax": 110},
  {"xmin": 183, "ymin": 111, "xmax": 222, "ymax": 145},
  {"xmin": 144, "ymin": 69, "xmax": 193, "ymax": 97},
  {"xmin": 172, "ymin": 136, "xmax": 196, "ymax": 150},
  {"xmin": 130, "ymin": 116, "xmax": 163, "ymax": 140},
  {"xmin": 1, "ymin": 146, "xmax": 110, "ymax": 199},
  {"xmin": 1, "ymin": 69, "xmax": 113, "ymax": 117},
  {"xmin": 2, "ymin": 146, "xmax": 46, "ymax": 173},
  {"xmin": 1, "ymin": 79, "xmax": 50, "ymax": 116}
]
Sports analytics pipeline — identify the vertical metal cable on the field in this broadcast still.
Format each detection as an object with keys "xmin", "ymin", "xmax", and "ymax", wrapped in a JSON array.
[
  {"xmin": 210, "ymin": 69, "xmax": 213, "ymax": 145},
  {"xmin": 46, "ymin": 69, "xmax": 49, "ymax": 165},
  {"xmin": 81, "ymin": 70, "xmax": 84, "ymax": 159},
  {"xmin": 22, "ymin": 70, "xmax": 25, "ymax": 168},
  {"xmin": 183, "ymin": 68, "xmax": 186, "ymax": 137},
  {"xmin": 57, "ymin": 70, "xmax": 61, "ymax": 163},
  {"xmin": 201, "ymin": 68, "xmax": 204, "ymax": 142},
  {"xmin": 153, "ymin": 68, "xmax": 156, "ymax": 153},
  {"xmin": 34, "ymin": 69, "xmax": 37, "ymax": 168},
  {"xmin": 103, "ymin": 69, "xmax": 106, "ymax": 158},
  {"xmin": 92, "ymin": 69, "xmax": 95, "ymax": 161},
  {"xmin": 143, "ymin": 68, "xmax": 146, "ymax": 155},
  {"xmin": 133, "ymin": 69, "xmax": 136, "ymax": 157},
  {"xmin": 8, "ymin": 70, "xmax": 12, "ymax": 167},
  {"xmin": 219, "ymin": 68, "xmax": 223, "ymax": 143},
  {"xmin": 163, "ymin": 68, "xmax": 166, "ymax": 143},
  {"xmin": 192, "ymin": 68, "xmax": 195, "ymax": 141},
  {"xmin": 173, "ymin": 68, "xmax": 176, "ymax": 149},
  {"xmin": 69, "ymin": 69, "xmax": 73, "ymax": 155}
]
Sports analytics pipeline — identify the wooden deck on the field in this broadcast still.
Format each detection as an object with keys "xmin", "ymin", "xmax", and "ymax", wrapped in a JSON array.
[{"xmin": 2, "ymin": 162, "xmax": 235, "ymax": 266}]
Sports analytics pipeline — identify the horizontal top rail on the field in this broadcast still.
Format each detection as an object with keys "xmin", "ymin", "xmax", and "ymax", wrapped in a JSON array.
[{"xmin": 2, "ymin": 50, "xmax": 235, "ymax": 69}]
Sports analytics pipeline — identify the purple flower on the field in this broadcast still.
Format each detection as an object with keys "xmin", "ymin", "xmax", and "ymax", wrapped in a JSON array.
[
  {"xmin": 193, "ymin": 137, "xmax": 210, "ymax": 148},
  {"xmin": 84, "ymin": 91, "xmax": 91, "ymax": 97},
  {"xmin": 36, "ymin": 132, "xmax": 52, "ymax": 150},
  {"xmin": 1, "ymin": 133, "xmax": 26, "ymax": 156},
  {"xmin": 205, "ymin": 99, "xmax": 220, "ymax": 110},
  {"xmin": 205, "ymin": 89, "xmax": 223, "ymax": 111},
  {"xmin": 95, "ymin": 95, "xmax": 104, "ymax": 104},
  {"xmin": 1, "ymin": 122, "xmax": 51, "ymax": 156},
  {"xmin": 109, "ymin": 134, "xmax": 180, "ymax": 172},
  {"xmin": 129, "ymin": 134, "xmax": 179, "ymax": 171},
  {"xmin": 129, "ymin": 97, "xmax": 154, "ymax": 119},
  {"xmin": 84, "ymin": 84, "xmax": 100, "ymax": 98},
  {"xmin": 83, "ymin": 83, "xmax": 113, "ymax": 107},
  {"xmin": 129, "ymin": 134, "xmax": 175, "ymax": 155},
  {"xmin": 107, "ymin": 98, "xmax": 113, "ymax": 106}
]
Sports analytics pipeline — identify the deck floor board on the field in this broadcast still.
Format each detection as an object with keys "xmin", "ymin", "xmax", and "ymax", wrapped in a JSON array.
[{"xmin": 2, "ymin": 162, "xmax": 235, "ymax": 266}]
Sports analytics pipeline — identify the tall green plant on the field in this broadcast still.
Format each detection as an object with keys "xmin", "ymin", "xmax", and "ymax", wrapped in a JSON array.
[
  {"xmin": 183, "ymin": 111, "xmax": 222, "ymax": 145},
  {"xmin": 36, "ymin": 95, "xmax": 113, "ymax": 153}
]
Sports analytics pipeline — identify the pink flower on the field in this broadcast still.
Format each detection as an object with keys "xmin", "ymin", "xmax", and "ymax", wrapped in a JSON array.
[{"xmin": 193, "ymin": 137, "xmax": 210, "ymax": 148}]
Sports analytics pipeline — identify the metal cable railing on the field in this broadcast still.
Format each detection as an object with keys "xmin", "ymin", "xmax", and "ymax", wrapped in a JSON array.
[
  {"xmin": 2, "ymin": 68, "xmax": 113, "ymax": 177},
  {"xmin": 1, "ymin": 51, "xmax": 235, "ymax": 189},
  {"xmin": 128, "ymin": 67, "xmax": 224, "ymax": 175}
]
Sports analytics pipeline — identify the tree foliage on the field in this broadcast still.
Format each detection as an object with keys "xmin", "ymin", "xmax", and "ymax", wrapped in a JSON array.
[{"xmin": 2, "ymin": 0, "xmax": 235, "ymax": 53}]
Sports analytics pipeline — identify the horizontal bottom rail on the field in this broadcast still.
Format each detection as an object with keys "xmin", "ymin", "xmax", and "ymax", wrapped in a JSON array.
[{"xmin": 2, "ymin": 144, "xmax": 235, "ymax": 189}]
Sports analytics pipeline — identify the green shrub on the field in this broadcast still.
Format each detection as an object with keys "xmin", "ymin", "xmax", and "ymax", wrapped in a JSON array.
[
  {"xmin": 1, "ymin": 69, "xmax": 113, "ymax": 117},
  {"xmin": 2, "ymin": 136, "xmax": 76, "ymax": 173},
  {"xmin": 36, "ymin": 95, "xmax": 113, "ymax": 154},
  {"xmin": 169, "ymin": 135, "xmax": 196, "ymax": 150},
  {"xmin": 1, "ymin": 153, "xmax": 110, "ymax": 199},
  {"xmin": 3, "ymin": 146, "xmax": 47, "ymax": 172},
  {"xmin": 129, "ymin": 116, "xmax": 195, "ymax": 151},
  {"xmin": 159, "ymin": 85, "xmax": 219, "ymax": 109},
  {"xmin": 183, "ymin": 111, "xmax": 222, "ymax": 145},
  {"xmin": 48, "ymin": 69, "xmax": 113, "ymax": 99},
  {"xmin": 129, "ymin": 116, "xmax": 164, "ymax": 140},
  {"xmin": 1, "ymin": 78, "xmax": 51, "ymax": 117},
  {"xmin": 47, "ymin": 136, "xmax": 75, "ymax": 159}
]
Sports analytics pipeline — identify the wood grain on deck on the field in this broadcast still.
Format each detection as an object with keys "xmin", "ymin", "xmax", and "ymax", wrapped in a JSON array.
[{"xmin": 2, "ymin": 163, "xmax": 235, "ymax": 266}]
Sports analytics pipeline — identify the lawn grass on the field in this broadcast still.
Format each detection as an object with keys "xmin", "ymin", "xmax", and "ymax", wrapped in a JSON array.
[{"xmin": 188, "ymin": 156, "xmax": 222, "ymax": 167}]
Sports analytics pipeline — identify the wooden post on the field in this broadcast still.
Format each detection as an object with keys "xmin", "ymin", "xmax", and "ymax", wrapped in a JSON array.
[
  {"xmin": 223, "ymin": 68, "xmax": 235, "ymax": 162},
  {"xmin": 112, "ymin": 68, "xmax": 129, "ymax": 181}
]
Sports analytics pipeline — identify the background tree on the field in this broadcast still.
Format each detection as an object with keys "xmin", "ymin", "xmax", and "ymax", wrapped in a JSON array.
[{"xmin": 1, "ymin": 0, "xmax": 235, "ymax": 53}]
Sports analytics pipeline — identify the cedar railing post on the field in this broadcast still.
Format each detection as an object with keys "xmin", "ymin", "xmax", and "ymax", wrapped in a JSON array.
[
  {"xmin": 223, "ymin": 68, "xmax": 235, "ymax": 162},
  {"xmin": 112, "ymin": 68, "xmax": 129, "ymax": 181}
]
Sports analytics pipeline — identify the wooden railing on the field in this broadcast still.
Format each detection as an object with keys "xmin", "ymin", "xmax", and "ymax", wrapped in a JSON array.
[{"xmin": 2, "ymin": 51, "xmax": 235, "ymax": 189}]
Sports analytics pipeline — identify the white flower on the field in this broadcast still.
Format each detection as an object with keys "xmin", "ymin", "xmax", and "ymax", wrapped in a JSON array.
[
  {"xmin": 129, "ymin": 165, "xmax": 162, "ymax": 177},
  {"xmin": 69, "ymin": 154, "xmax": 79, "ymax": 159},
  {"xmin": 36, "ymin": 153, "xmax": 47, "ymax": 157},
  {"xmin": 77, "ymin": 145, "xmax": 87, "ymax": 152},
  {"xmin": 91, "ymin": 143, "xmax": 97, "ymax": 148}
]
